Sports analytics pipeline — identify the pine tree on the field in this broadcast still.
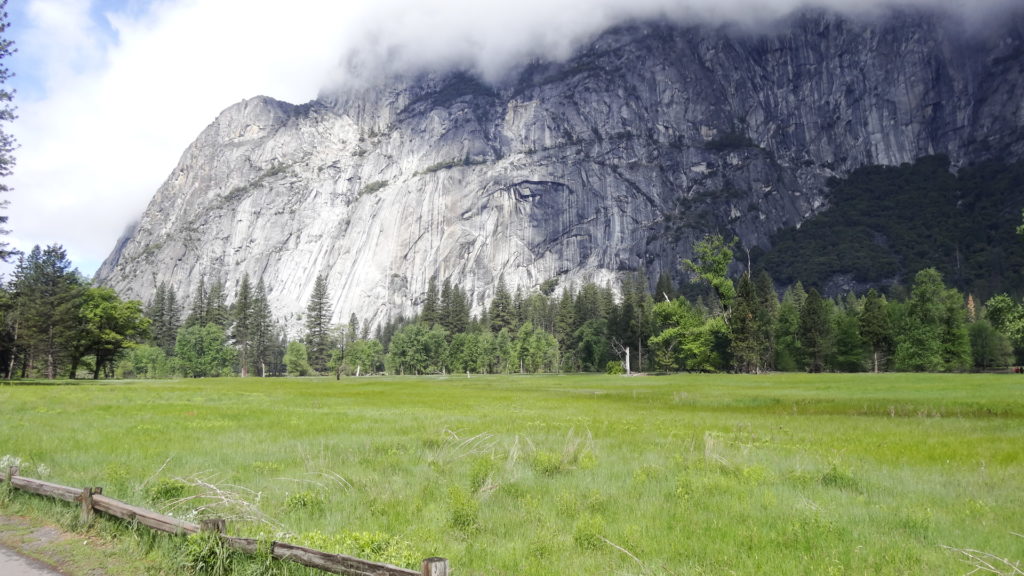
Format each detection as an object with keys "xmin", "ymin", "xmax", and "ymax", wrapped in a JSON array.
[
  {"xmin": 893, "ymin": 268, "xmax": 969, "ymax": 372},
  {"xmin": 146, "ymin": 284, "xmax": 167, "ymax": 346},
  {"xmin": 730, "ymin": 273, "xmax": 760, "ymax": 373},
  {"xmin": 754, "ymin": 271, "xmax": 778, "ymax": 371},
  {"xmin": 146, "ymin": 282, "xmax": 181, "ymax": 355},
  {"xmin": 798, "ymin": 288, "xmax": 831, "ymax": 373},
  {"xmin": 250, "ymin": 278, "xmax": 274, "ymax": 376},
  {"xmin": 12, "ymin": 245, "xmax": 83, "ymax": 378},
  {"xmin": 490, "ymin": 276, "xmax": 514, "ymax": 333},
  {"xmin": 775, "ymin": 282, "xmax": 806, "ymax": 371},
  {"xmin": 422, "ymin": 275, "xmax": 439, "ymax": 326},
  {"xmin": 185, "ymin": 278, "xmax": 208, "ymax": 328},
  {"xmin": 654, "ymin": 271, "xmax": 676, "ymax": 302},
  {"xmin": 231, "ymin": 274, "xmax": 253, "ymax": 377},
  {"xmin": 206, "ymin": 279, "xmax": 230, "ymax": 328},
  {"xmin": 305, "ymin": 274, "xmax": 333, "ymax": 372}
]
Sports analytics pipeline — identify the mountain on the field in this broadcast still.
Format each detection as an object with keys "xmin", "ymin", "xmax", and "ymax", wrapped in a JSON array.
[{"xmin": 95, "ymin": 8, "xmax": 1024, "ymax": 328}]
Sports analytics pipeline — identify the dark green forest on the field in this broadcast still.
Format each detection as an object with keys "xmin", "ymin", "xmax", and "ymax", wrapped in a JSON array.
[{"xmin": 757, "ymin": 156, "xmax": 1024, "ymax": 299}]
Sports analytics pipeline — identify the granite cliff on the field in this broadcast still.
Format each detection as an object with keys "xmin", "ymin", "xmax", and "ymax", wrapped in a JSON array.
[{"xmin": 95, "ymin": 8, "xmax": 1024, "ymax": 328}]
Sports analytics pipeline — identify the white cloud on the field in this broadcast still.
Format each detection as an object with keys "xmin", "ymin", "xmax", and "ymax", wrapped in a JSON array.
[
  {"xmin": 7, "ymin": 0, "xmax": 360, "ymax": 276},
  {"xmin": 4, "ymin": 0, "xmax": 1019, "ymax": 278},
  {"xmin": 329, "ymin": 0, "xmax": 1021, "ymax": 84}
]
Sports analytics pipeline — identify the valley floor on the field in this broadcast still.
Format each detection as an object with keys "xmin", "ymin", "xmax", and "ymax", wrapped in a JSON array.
[{"xmin": 1, "ymin": 373, "xmax": 1022, "ymax": 575}]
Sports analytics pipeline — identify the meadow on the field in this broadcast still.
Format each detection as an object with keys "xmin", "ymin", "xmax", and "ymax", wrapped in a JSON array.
[{"xmin": 1, "ymin": 373, "xmax": 1022, "ymax": 575}]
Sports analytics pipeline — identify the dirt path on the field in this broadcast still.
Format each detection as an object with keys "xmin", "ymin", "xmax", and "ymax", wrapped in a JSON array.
[
  {"xmin": 0, "ymin": 515, "xmax": 109, "ymax": 576},
  {"xmin": 0, "ymin": 545, "xmax": 66, "ymax": 575}
]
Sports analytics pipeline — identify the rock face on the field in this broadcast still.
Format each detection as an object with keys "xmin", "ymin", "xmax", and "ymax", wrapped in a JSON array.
[{"xmin": 96, "ymin": 9, "xmax": 1024, "ymax": 329}]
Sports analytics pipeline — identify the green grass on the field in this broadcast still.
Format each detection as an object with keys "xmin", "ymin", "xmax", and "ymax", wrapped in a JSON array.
[{"xmin": 2, "ymin": 373, "xmax": 1023, "ymax": 575}]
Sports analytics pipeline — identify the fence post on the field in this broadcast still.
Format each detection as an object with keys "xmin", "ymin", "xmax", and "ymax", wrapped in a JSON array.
[
  {"xmin": 422, "ymin": 557, "xmax": 449, "ymax": 576},
  {"xmin": 79, "ymin": 487, "xmax": 98, "ymax": 525},
  {"xmin": 200, "ymin": 518, "xmax": 226, "ymax": 534}
]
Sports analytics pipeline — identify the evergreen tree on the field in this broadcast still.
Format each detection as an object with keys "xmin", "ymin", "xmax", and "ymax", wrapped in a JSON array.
[
  {"xmin": 147, "ymin": 282, "xmax": 181, "ymax": 356},
  {"xmin": 12, "ymin": 245, "xmax": 82, "ymax": 378},
  {"xmin": 439, "ymin": 279, "xmax": 470, "ymax": 334},
  {"xmin": 146, "ymin": 283, "xmax": 167, "ymax": 345},
  {"xmin": 206, "ymin": 279, "xmax": 230, "ymax": 328},
  {"xmin": 893, "ymin": 268, "xmax": 970, "ymax": 372},
  {"xmin": 185, "ymin": 278, "xmax": 208, "ymax": 328},
  {"xmin": 249, "ymin": 278, "xmax": 274, "ymax": 377},
  {"xmin": 830, "ymin": 306, "xmax": 865, "ymax": 372},
  {"xmin": 422, "ymin": 275, "xmax": 439, "ymax": 326},
  {"xmin": 859, "ymin": 289, "xmax": 891, "ymax": 373},
  {"xmin": 489, "ymin": 276, "xmax": 514, "ymax": 333},
  {"xmin": 231, "ymin": 274, "xmax": 254, "ymax": 376},
  {"xmin": 775, "ymin": 282, "xmax": 807, "ymax": 371},
  {"xmin": 554, "ymin": 288, "xmax": 576, "ymax": 364},
  {"xmin": 798, "ymin": 288, "xmax": 831, "ymax": 373},
  {"xmin": 730, "ymin": 273, "xmax": 760, "ymax": 373},
  {"xmin": 346, "ymin": 313, "xmax": 360, "ymax": 345},
  {"xmin": 654, "ymin": 271, "xmax": 676, "ymax": 302},
  {"xmin": 305, "ymin": 274, "xmax": 334, "ymax": 373},
  {"xmin": 754, "ymin": 271, "xmax": 778, "ymax": 371}
]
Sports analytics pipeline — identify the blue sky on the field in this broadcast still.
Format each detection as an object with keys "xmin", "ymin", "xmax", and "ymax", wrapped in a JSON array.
[{"xmin": 1, "ymin": 0, "xmax": 1013, "ymax": 280}]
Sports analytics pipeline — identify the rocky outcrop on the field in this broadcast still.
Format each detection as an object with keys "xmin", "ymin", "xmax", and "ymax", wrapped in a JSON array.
[{"xmin": 95, "ymin": 8, "xmax": 1024, "ymax": 329}]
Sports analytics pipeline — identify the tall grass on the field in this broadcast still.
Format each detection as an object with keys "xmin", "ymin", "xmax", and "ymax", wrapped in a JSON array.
[{"xmin": 1, "ymin": 373, "xmax": 1022, "ymax": 574}]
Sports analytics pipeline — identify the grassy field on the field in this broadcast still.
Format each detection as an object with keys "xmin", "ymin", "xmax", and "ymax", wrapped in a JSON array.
[{"xmin": 1, "ymin": 373, "xmax": 1022, "ymax": 575}]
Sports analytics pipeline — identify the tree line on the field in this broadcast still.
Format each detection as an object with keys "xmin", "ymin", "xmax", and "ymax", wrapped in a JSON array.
[
  {"xmin": 1, "ymin": 234, "xmax": 1019, "ymax": 380},
  {"xmin": 343, "ymin": 234, "xmax": 1013, "ymax": 376}
]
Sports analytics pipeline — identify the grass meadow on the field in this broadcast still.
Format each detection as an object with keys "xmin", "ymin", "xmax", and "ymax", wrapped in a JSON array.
[{"xmin": 1, "ymin": 373, "xmax": 1022, "ymax": 575}]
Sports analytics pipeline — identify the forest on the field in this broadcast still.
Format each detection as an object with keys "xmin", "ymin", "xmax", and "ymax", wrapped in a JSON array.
[{"xmin": 2, "ymin": 229, "xmax": 1023, "ymax": 380}]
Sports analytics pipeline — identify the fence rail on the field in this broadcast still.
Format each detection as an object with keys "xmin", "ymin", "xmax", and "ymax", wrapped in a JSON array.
[{"xmin": 2, "ymin": 466, "xmax": 447, "ymax": 576}]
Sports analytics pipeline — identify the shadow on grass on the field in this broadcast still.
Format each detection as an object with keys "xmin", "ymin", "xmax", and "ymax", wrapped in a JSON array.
[{"xmin": 0, "ymin": 379, "xmax": 121, "ymax": 387}]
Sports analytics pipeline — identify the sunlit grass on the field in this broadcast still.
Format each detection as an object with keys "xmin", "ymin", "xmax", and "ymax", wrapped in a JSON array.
[{"xmin": 1, "ymin": 373, "xmax": 1022, "ymax": 574}]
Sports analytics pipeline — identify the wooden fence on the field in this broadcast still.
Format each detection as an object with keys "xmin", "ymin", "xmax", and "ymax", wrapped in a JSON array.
[{"xmin": 1, "ymin": 467, "xmax": 449, "ymax": 576}]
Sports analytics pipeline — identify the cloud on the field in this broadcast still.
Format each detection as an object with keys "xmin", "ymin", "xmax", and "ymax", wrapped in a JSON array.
[
  {"xmin": 7, "ymin": 0, "xmax": 360, "ymax": 276},
  {"xmin": 5, "ymin": 0, "xmax": 1020, "ymax": 278},
  {"xmin": 329, "ymin": 0, "xmax": 1022, "ymax": 85}
]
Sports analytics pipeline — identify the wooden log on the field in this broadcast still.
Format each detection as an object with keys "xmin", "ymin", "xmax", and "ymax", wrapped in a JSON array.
[
  {"xmin": 270, "ymin": 541, "xmax": 420, "ymax": 576},
  {"xmin": 91, "ymin": 494, "xmax": 200, "ymax": 535},
  {"xmin": 421, "ymin": 558, "xmax": 449, "ymax": 576},
  {"xmin": 10, "ymin": 476, "xmax": 82, "ymax": 503},
  {"xmin": 222, "ymin": 535, "xmax": 260, "ymax": 555}
]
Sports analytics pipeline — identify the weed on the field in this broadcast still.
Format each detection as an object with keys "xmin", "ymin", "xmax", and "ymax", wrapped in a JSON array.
[
  {"xmin": 298, "ymin": 530, "xmax": 418, "ymax": 568},
  {"xmin": 573, "ymin": 513, "xmax": 605, "ymax": 550},
  {"xmin": 182, "ymin": 531, "xmax": 234, "ymax": 576},
  {"xmin": 469, "ymin": 456, "xmax": 496, "ymax": 493},
  {"xmin": 145, "ymin": 478, "xmax": 189, "ymax": 503},
  {"xmin": 820, "ymin": 462, "xmax": 859, "ymax": 492},
  {"xmin": 447, "ymin": 485, "xmax": 479, "ymax": 534},
  {"xmin": 284, "ymin": 489, "xmax": 324, "ymax": 513}
]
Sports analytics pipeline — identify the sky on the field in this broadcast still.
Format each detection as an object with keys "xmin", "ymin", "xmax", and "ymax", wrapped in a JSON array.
[{"xmin": 3, "ymin": 0, "xmax": 1018, "ymax": 278}]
